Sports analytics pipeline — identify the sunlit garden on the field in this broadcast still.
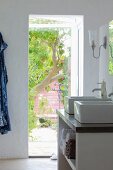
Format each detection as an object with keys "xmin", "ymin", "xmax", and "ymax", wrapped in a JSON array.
[
  {"xmin": 109, "ymin": 20, "xmax": 113, "ymax": 75},
  {"xmin": 28, "ymin": 16, "xmax": 71, "ymax": 156}
]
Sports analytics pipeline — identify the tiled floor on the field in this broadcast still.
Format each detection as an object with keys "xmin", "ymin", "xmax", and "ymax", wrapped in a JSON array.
[{"xmin": 0, "ymin": 158, "xmax": 57, "ymax": 170}]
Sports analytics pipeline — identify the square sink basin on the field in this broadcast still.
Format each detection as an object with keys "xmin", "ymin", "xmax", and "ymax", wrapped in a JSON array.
[
  {"xmin": 64, "ymin": 96, "xmax": 111, "ymax": 115},
  {"xmin": 74, "ymin": 101, "xmax": 113, "ymax": 123},
  {"xmin": 64, "ymin": 96, "xmax": 97, "ymax": 114}
]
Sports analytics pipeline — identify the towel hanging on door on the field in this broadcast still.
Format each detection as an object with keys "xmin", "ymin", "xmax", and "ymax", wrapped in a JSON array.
[{"xmin": 0, "ymin": 32, "xmax": 11, "ymax": 134}]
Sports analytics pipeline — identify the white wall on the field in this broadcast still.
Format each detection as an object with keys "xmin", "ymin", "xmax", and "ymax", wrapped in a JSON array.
[{"xmin": 0, "ymin": 0, "xmax": 113, "ymax": 158}]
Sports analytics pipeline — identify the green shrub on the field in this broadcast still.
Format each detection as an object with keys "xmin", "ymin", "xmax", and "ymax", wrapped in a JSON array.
[{"xmin": 39, "ymin": 118, "xmax": 53, "ymax": 127}]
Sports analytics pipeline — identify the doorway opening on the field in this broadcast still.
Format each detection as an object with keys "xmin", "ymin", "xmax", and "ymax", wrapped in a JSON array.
[{"xmin": 28, "ymin": 15, "xmax": 83, "ymax": 157}]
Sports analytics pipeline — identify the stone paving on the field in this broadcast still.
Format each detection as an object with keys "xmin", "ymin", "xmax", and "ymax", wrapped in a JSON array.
[{"xmin": 29, "ymin": 128, "xmax": 57, "ymax": 156}]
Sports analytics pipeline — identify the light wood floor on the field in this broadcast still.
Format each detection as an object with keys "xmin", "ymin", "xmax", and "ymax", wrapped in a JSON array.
[{"xmin": 0, "ymin": 158, "xmax": 57, "ymax": 170}]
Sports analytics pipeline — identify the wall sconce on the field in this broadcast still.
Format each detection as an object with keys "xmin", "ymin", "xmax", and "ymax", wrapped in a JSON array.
[{"xmin": 89, "ymin": 30, "xmax": 107, "ymax": 59}]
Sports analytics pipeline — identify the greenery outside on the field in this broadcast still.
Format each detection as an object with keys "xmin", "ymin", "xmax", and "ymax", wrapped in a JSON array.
[
  {"xmin": 109, "ymin": 20, "xmax": 113, "ymax": 75},
  {"xmin": 29, "ymin": 18, "xmax": 71, "ymax": 133}
]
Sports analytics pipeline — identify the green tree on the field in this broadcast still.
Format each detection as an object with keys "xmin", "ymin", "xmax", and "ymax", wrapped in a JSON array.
[
  {"xmin": 29, "ymin": 28, "xmax": 70, "ymax": 132},
  {"xmin": 109, "ymin": 20, "xmax": 113, "ymax": 75}
]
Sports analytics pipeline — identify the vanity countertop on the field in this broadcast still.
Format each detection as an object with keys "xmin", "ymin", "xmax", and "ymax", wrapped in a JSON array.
[{"xmin": 56, "ymin": 109, "xmax": 113, "ymax": 133}]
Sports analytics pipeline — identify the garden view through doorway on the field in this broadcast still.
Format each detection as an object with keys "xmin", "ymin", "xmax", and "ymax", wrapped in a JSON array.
[{"xmin": 28, "ymin": 15, "xmax": 83, "ymax": 157}]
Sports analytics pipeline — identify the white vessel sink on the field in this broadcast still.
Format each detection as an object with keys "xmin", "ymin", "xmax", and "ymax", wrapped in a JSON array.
[
  {"xmin": 64, "ymin": 96, "xmax": 111, "ymax": 115},
  {"xmin": 74, "ymin": 101, "xmax": 113, "ymax": 123}
]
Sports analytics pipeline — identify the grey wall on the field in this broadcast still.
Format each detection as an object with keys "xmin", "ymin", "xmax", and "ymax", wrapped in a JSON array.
[{"xmin": 0, "ymin": 0, "xmax": 113, "ymax": 158}]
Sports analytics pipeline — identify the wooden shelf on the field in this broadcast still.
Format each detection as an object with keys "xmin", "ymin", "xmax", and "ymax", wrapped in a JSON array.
[{"xmin": 65, "ymin": 156, "xmax": 76, "ymax": 170}]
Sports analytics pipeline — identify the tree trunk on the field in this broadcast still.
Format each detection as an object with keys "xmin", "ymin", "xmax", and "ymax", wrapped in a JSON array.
[{"xmin": 35, "ymin": 66, "xmax": 62, "ymax": 94}]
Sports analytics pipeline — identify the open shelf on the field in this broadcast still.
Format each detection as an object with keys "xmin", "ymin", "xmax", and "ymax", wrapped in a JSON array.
[
  {"xmin": 58, "ymin": 109, "xmax": 113, "ymax": 170},
  {"xmin": 65, "ymin": 156, "xmax": 76, "ymax": 170}
]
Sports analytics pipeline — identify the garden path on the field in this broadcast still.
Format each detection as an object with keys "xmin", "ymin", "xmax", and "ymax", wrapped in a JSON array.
[{"xmin": 29, "ymin": 127, "xmax": 57, "ymax": 157}]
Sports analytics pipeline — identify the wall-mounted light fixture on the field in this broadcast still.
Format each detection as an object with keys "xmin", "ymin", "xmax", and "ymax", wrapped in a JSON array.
[{"xmin": 89, "ymin": 30, "xmax": 107, "ymax": 59}]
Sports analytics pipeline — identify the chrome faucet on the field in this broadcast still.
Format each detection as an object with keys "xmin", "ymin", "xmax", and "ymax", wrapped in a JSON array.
[
  {"xmin": 92, "ymin": 81, "xmax": 107, "ymax": 99},
  {"xmin": 92, "ymin": 88, "xmax": 101, "ymax": 92},
  {"xmin": 108, "ymin": 92, "xmax": 113, "ymax": 97}
]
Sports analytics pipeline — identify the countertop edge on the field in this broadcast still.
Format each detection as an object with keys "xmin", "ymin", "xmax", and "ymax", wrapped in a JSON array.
[{"xmin": 56, "ymin": 109, "xmax": 113, "ymax": 133}]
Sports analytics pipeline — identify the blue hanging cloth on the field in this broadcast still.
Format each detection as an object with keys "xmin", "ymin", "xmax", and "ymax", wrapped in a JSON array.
[{"xmin": 0, "ymin": 32, "xmax": 11, "ymax": 134}]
